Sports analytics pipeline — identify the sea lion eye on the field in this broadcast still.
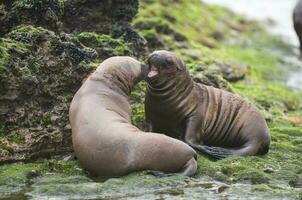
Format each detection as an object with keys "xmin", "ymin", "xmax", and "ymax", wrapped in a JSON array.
[{"xmin": 166, "ymin": 58, "xmax": 174, "ymax": 66}]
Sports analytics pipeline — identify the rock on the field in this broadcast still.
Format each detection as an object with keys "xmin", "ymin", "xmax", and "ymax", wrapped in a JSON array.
[
  {"xmin": 62, "ymin": 154, "xmax": 75, "ymax": 162},
  {"xmin": 76, "ymin": 32, "xmax": 132, "ymax": 59},
  {"xmin": 0, "ymin": 0, "xmax": 143, "ymax": 164},
  {"xmin": 213, "ymin": 61, "xmax": 249, "ymax": 82},
  {"xmin": 0, "ymin": 24, "xmax": 137, "ymax": 163},
  {"xmin": 180, "ymin": 49, "xmax": 204, "ymax": 60},
  {"xmin": 0, "ymin": 105, "xmax": 9, "ymax": 115},
  {"xmin": 193, "ymin": 71, "xmax": 233, "ymax": 92},
  {"xmin": 0, "ymin": 0, "xmax": 139, "ymax": 38},
  {"xmin": 289, "ymin": 176, "xmax": 302, "ymax": 188},
  {"xmin": 217, "ymin": 185, "xmax": 229, "ymax": 193},
  {"xmin": 140, "ymin": 29, "xmax": 165, "ymax": 49},
  {"xmin": 287, "ymin": 116, "xmax": 302, "ymax": 126},
  {"xmin": 0, "ymin": 0, "xmax": 64, "ymax": 35},
  {"xmin": 50, "ymin": 115, "xmax": 59, "ymax": 123},
  {"xmin": 236, "ymin": 169, "xmax": 270, "ymax": 184},
  {"xmin": 195, "ymin": 65, "xmax": 207, "ymax": 72},
  {"xmin": 134, "ymin": 17, "xmax": 187, "ymax": 48},
  {"xmin": 25, "ymin": 170, "xmax": 41, "ymax": 179},
  {"xmin": 263, "ymin": 168, "xmax": 275, "ymax": 174}
]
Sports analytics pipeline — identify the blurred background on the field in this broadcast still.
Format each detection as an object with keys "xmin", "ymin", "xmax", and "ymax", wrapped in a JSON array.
[
  {"xmin": 204, "ymin": 0, "xmax": 298, "ymax": 46},
  {"xmin": 204, "ymin": 0, "xmax": 302, "ymax": 89}
]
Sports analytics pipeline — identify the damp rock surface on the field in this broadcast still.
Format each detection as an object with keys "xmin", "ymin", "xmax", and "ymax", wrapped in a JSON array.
[{"xmin": 1, "ymin": 0, "xmax": 302, "ymax": 199}]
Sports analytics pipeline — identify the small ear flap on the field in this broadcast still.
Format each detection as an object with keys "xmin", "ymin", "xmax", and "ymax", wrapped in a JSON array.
[{"xmin": 175, "ymin": 59, "xmax": 186, "ymax": 71}]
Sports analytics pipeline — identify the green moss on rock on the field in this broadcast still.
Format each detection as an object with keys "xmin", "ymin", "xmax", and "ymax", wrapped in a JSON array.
[
  {"xmin": 0, "ymin": 0, "xmax": 139, "ymax": 40},
  {"xmin": 235, "ymin": 169, "xmax": 270, "ymax": 184},
  {"xmin": 0, "ymin": 0, "xmax": 64, "ymax": 35},
  {"xmin": 76, "ymin": 32, "xmax": 132, "ymax": 59},
  {"xmin": 130, "ymin": 82, "xmax": 148, "ymax": 130},
  {"xmin": 0, "ymin": 142, "xmax": 13, "ymax": 154},
  {"xmin": 140, "ymin": 29, "xmax": 165, "ymax": 49},
  {"xmin": 0, "ymin": 129, "xmax": 5, "ymax": 137},
  {"xmin": 42, "ymin": 160, "xmax": 84, "ymax": 176},
  {"xmin": 1, "ymin": 0, "xmax": 302, "ymax": 199},
  {"xmin": 0, "ymin": 25, "xmax": 98, "ymax": 162}
]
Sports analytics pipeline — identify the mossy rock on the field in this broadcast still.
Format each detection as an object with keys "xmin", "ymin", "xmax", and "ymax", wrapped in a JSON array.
[
  {"xmin": 0, "ymin": 25, "xmax": 99, "ymax": 162},
  {"xmin": 0, "ymin": 0, "xmax": 139, "ymax": 38},
  {"xmin": 76, "ymin": 32, "xmax": 132, "ymax": 59},
  {"xmin": 134, "ymin": 17, "xmax": 173, "ymax": 34},
  {"xmin": 192, "ymin": 68, "xmax": 233, "ymax": 92},
  {"xmin": 130, "ymin": 82, "xmax": 148, "ymax": 130},
  {"xmin": 140, "ymin": 29, "xmax": 166, "ymax": 49},
  {"xmin": 0, "ymin": 160, "xmax": 86, "ymax": 198},
  {"xmin": 235, "ymin": 169, "xmax": 270, "ymax": 184},
  {"xmin": 0, "ymin": 0, "xmax": 64, "ymax": 35},
  {"xmin": 0, "ymin": 163, "xmax": 43, "ymax": 197}
]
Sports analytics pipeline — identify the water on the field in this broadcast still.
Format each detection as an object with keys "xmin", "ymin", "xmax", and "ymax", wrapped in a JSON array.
[{"xmin": 203, "ymin": 0, "xmax": 302, "ymax": 89}]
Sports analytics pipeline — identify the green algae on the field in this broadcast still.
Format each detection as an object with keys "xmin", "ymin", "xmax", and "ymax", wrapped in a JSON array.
[
  {"xmin": 131, "ymin": 82, "xmax": 148, "ymax": 130},
  {"xmin": 0, "ymin": 160, "xmax": 87, "ymax": 198},
  {"xmin": 0, "ymin": 38, "xmax": 28, "ymax": 70},
  {"xmin": 0, "ymin": 142, "xmax": 13, "ymax": 154},
  {"xmin": 0, "ymin": 163, "xmax": 42, "ymax": 197},
  {"xmin": 76, "ymin": 32, "xmax": 132, "ymax": 59},
  {"xmin": 42, "ymin": 160, "xmax": 85, "ymax": 176},
  {"xmin": 139, "ymin": 29, "xmax": 165, "ymax": 49},
  {"xmin": 6, "ymin": 134, "xmax": 24, "ymax": 145},
  {"xmin": 1, "ymin": 0, "xmax": 302, "ymax": 199},
  {"xmin": 0, "ymin": 123, "xmax": 5, "ymax": 137},
  {"xmin": 4, "ymin": 0, "xmax": 64, "ymax": 33}
]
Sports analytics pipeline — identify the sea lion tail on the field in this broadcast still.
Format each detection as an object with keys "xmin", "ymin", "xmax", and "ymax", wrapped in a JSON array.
[{"xmin": 196, "ymin": 145, "xmax": 234, "ymax": 159}]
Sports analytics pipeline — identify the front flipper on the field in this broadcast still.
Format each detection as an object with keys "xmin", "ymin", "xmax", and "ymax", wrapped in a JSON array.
[{"xmin": 184, "ymin": 114, "xmax": 233, "ymax": 160}]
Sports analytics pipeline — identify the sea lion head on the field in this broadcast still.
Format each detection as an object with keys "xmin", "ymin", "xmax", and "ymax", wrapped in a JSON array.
[
  {"xmin": 92, "ymin": 56, "xmax": 148, "ymax": 95},
  {"xmin": 146, "ymin": 50, "xmax": 186, "ymax": 81}
]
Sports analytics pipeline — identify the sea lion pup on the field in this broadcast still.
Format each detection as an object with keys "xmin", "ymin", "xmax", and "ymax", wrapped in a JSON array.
[
  {"xmin": 144, "ymin": 51, "xmax": 271, "ymax": 159},
  {"xmin": 294, "ymin": 0, "xmax": 302, "ymax": 54},
  {"xmin": 69, "ymin": 56, "xmax": 197, "ymax": 177}
]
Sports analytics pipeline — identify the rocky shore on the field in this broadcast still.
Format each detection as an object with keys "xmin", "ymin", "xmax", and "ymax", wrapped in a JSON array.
[{"xmin": 0, "ymin": 0, "xmax": 301, "ymax": 199}]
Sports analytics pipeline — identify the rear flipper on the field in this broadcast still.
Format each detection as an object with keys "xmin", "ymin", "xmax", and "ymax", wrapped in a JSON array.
[
  {"xmin": 146, "ymin": 157, "xmax": 197, "ymax": 177},
  {"xmin": 184, "ymin": 116, "xmax": 235, "ymax": 159},
  {"xmin": 189, "ymin": 144, "xmax": 234, "ymax": 159},
  {"xmin": 189, "ymin": 142, "xmax": 265, "ymax": 160}
]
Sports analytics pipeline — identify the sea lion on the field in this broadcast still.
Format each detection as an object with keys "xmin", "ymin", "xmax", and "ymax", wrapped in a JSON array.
[
  {"xmin": 144, "ymin": 50, "xmax": 271, "ymax": 159},
  {"xmin": 294, "ymin": 0, "xmax": 302, "ymax": 53},
  {"xmin": 69, "ymin": 56, "xmax": 197, "ymax": 177}
]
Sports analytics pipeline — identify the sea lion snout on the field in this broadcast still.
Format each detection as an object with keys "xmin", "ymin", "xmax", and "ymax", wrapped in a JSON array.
[
  {"xmin": 145, "ymin": 50, "xmax": 187, "ymax": 86},
  {"xmin": 146, "ymin": 52, "xmax": 162, "ymax": 78}
]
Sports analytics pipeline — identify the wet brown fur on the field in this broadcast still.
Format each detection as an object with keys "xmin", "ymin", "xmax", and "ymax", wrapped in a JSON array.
[
  {"xmin": 145, "ymin": 51, "xmax": 271, "ymax": 158},
  {"xmin": 69, "ymin": 56, "xmax": 197, "ymax": 177}
]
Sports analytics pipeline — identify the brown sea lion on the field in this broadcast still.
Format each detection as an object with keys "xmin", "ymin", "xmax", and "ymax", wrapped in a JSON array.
[
  {"xmin": 294, "ymin": 0, "xmax": 302, "ymax": 53},
  {"xmin": 69, "ymin": 56, "xmax": 197, "ymax": 177},
  {"xmin": 144, "ymin": 50, "xmax": 271, "ymax": 159}
]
